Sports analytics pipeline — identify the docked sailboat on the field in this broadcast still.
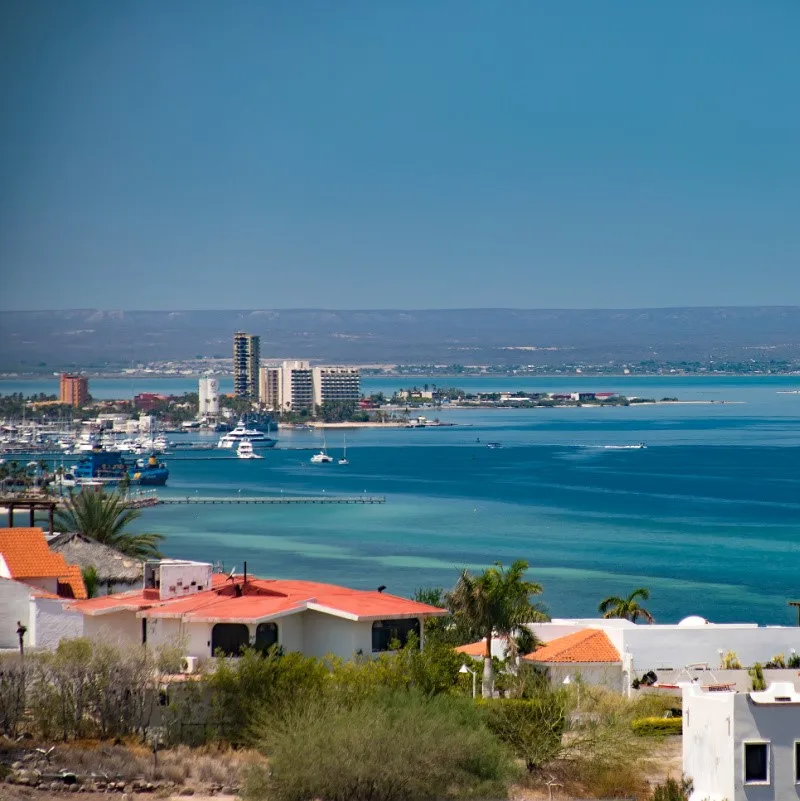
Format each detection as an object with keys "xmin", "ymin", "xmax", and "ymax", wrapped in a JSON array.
[{"xmin": 338, "ymin": 434, "xmax": 349, "ymax": 465}]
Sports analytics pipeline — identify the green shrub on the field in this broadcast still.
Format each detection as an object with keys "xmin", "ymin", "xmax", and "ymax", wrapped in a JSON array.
[
  {"xmin": 651, "ymin": 775, "xmax": 693, "ymax": 801},
  {"xmin": 749, "ymin": 662, "xmax": 767, "ymax": 691},
  {"xmin": 481, "ymin": 691, "xmax": 567, "ymax": 771},
  {"xmin": 631, "ymin": 716, "xmax": 682, "ymax": 736},
  {"xmin": 789, "ymin": 653, "xmax": 800, "ymax": 669},
  {"xmin": 245, "ymin": 690, "xmax": 516, "ymax": 801}
]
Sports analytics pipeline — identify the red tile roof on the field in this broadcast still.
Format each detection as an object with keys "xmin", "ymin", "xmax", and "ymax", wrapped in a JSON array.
[
  {"xmin": 70, "ymin": 576, "xmax": 448, "ymax": 624},
  {"xmin": 456, "ymin": 640, "xmax": 488, "ymax": 657},
  {"xmin": 0, "ymin": 528, "xmax": 87, "ymax": 599},
  {"xmin": 523, "ymin": 629, "xmax": 620, "ymax": 664}
]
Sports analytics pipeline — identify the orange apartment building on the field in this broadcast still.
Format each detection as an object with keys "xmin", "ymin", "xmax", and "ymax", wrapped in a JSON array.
[{"xmin": 59, "ymin": 373, "xmax": 89, "ymax": 407}]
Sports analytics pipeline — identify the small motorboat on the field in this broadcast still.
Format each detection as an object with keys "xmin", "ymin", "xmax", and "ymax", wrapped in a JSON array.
[{"xmin": 237, "ymin": 440, "xmax": 263, "ymax": 460}]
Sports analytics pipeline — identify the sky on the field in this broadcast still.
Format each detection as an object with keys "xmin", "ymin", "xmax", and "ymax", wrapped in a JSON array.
[{"xmin": 1, "ymin": 1, "xmax": 799, "ymax": 311}]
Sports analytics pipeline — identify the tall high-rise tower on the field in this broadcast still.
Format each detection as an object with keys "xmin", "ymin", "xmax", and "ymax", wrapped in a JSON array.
[{"xmin": 233, "ymin": 332, "xmax": 260, "ymax": 398}]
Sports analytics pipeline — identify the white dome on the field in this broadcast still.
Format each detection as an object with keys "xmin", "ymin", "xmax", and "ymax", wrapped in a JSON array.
[{"xmin": 678, "ymin": 615, "xmax": 708, "ymax": 627}]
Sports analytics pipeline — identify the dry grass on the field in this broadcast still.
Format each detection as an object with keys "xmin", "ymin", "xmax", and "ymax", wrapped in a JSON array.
[{"xmin": 41, "ymin": 741, "xmax": 264, "ymax": 787}]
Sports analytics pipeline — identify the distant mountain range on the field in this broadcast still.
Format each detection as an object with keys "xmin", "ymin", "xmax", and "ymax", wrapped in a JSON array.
[{"xmin": 1, "ymin": 307, "xmax": 799, "ymax": 371}]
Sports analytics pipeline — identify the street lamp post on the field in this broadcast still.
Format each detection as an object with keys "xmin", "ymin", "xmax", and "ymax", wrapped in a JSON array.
[{"xmin": 460, "ymin": 663, "xmax": 477, "ymax": 699}]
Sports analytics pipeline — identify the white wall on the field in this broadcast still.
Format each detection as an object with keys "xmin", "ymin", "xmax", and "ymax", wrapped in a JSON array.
[
  {"xmin": 32, "ymin": 597, "xmax": 84, "ymax": 649},
  {"xmin": 302, "ymin": 612, "xmax": 372, "ymax": 659},
  {"xmin": 543, "ymin": 662, "xmax": 624, "ymax": 694},
  {"xmin": 84, "ymin": 611, "xmax": 143, "ymax": 646},
  {"xmin": 278, "ymin": 613, "xmax": 305, "ymax": 653},
  {"xmin": 0, "ymin": 577, "xmax": 32, "ymax": 648},
  {"xmin": 683, "ymin": 688, "xmax": 735, "ymax": 801}
]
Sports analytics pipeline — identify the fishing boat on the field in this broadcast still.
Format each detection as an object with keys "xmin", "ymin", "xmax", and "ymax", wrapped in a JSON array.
[
  {"xmin": 236, "ymin": 439, "xmax": 263, "ymax": 460},
  {"xmin": 71, "ymin": 449, "xmax": 170, "ymax": 487}
]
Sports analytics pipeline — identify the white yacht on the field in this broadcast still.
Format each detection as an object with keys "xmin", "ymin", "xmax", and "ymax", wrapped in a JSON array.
[
  {"xmin": 310, "ymin": 450, "xmax": 333, "ymax": 464},
  {"xmin": 218, "ymin": 419, "xmax": 277, "ymax": 450},
  {"xmin": 237, "ymin": 439, "xmax": 263, "ymax": 460}
]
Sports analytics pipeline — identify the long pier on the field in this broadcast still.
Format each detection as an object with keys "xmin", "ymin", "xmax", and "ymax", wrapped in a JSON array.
[{"xmin": 157, "ymin": 495, "xmax": 385, "ymax": 505}]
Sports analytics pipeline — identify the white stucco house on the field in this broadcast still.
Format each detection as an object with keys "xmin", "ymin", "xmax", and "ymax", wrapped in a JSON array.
[
  {"xmin": 683, "ymin": 682, "xmax": 800, "ymax": 801},
  {"xmin": 69, "ymin": 559, "xmax": 448, "ymax": 662},
  {"xmin": 529, "ymin": 617, "xmax": 800, "ymax": 694},
  {"xmin": 0, "ymin": 527, "xmax": 86, "ymax": 651}
]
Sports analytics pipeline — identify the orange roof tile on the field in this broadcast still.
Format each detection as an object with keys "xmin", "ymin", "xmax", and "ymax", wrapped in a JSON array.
[
  {"xmin": 0, "ymin": 527, "xmax": 86, "ymax": 599},
  {"xmin": 524, "ymin": 629, "xmax": 620, "ymax": 664},
  {"xmin": 456, "ymin": 640, "xmax": 488, "ymax": 657},
  {"xmin": 70, "ymin": 576, "xmax": 448, "ymax": 623}
]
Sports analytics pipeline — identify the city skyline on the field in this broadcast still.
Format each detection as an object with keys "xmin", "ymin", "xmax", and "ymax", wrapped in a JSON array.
[{"xmin": 2, "ymin": 2, "xmax": 799, "ymax": 310}]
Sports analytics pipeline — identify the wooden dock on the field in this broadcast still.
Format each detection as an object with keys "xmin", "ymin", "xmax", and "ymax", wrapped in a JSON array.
[{"xmin": 157, "ymin": 495, "xmax": 385, "ymax": 505}]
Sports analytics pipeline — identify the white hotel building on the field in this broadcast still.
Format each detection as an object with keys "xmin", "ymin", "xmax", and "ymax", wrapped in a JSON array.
[{"xmin": 259, "ymin": 361, "xmax": 360, "ymax": 412}]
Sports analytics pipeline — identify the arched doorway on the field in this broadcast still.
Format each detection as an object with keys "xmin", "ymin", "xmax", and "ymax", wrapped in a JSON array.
[{"xmin": 255, "ymin": 622, "xmax": 278, "ymax": 653}]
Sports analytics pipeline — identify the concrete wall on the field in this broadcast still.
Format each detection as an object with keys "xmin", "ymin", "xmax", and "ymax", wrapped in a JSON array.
[
  {"xmin": 302, "ymin": 612, "xmax": 372, "ymax": 659},
  {"xmin": 647, "ymin": 667, "xmax": 800, "ymax": 694},
  {"xmin": 543, "ymin": 662, "xmax": 624, "ymax": 694},
  {"xmin": 733, "ymin": 694, "xmax": 800, "ymax": 801},
  {"xmin": 84, "ymin": 611, "xmax": 143, "ymax": 646},
  {"xmin": 278, "ymin": 613, "xmax": 305, "ymax": 654},
  {"xmin": 683, "ymin": 689, "xmax": 735, "ymax": 801},
  {"xmin": 32, "ymin": 597, "xmax": 84, "ymax": 649},
  {"xmin": 0, "ymin": 577, "xmax": 32, "ymax": 648}
]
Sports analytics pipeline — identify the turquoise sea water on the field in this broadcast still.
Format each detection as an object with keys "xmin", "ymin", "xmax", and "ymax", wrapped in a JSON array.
[{"xmin": 3, "ymin": 375, "xmax": 800, "ymax": 625}]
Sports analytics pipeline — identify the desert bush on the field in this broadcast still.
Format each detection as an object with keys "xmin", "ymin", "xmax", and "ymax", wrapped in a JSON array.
[
  {"xmin": 720, "ymin": 650, "xmax": 741, "ymax": 669},
  {"xmin": 749, "ymin": 662, "xmax": 767, "ymax": 691},
  {"xmin": 245, "ymin": 690, "xmax": 516, "ymax": 801},
  {"xmin": 481, "ymin": 691, "xmax": 567, "ymax": 772},
  {"xmin": 0, "ymin": 656, "xmax": 27, "ymax": 737},
  {"xmin": 206, "ymin": 648, "xmax": 328, "ymax": 745},
  {"xmin": 765, "ymin": 653, "xmax": 786, "ymax": 669},
  {"xmin": 631, "ymin": 717, "xmax": 682, "ymax": 736},
  {"xmin": 789, "ymin": 652, "xmax": 800, "ymax": 669},
  {"xmin": 652, "ymin": 775, "xmax": 693, "ymax": 801}
]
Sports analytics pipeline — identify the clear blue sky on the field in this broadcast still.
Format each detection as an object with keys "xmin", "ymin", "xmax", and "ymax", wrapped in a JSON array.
[{"xmin": 1, "ymin": 1, "xmax": 798, "ymax": 310}]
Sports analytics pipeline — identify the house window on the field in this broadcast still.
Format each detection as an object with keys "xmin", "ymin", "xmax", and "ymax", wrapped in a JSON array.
[
  {"xmin": 211, "ymin": 623, "xmax": 250, "ymax": 657},
  {"xmin": 371, "ymin": 618, "xmax": 420, "ymax": 652},
  {"xmin": 744, "ymin": 742, "xmax": 769, "ymax": 784},
  {"xmin": 795, "ymin": 741, "xmax": 800, "ymax": 784},
  {"xmin": 255, "ymin": 622, "xmax": 278, "ymax": 653}
]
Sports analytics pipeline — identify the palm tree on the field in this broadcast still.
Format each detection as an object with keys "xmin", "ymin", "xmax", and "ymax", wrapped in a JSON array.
[
  {"xmin": 598, "ymin": 587, "xmax": 654, "ymax": 623},
  {"xmin": 446, "ymin": 560, "xmax": 547, "ymax": 698},
  {"xmin": 55, "ymin": 489, "xmax": 164, "ymax": 559}
]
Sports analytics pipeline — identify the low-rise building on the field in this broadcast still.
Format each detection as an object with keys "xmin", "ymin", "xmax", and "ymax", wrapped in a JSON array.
[
  {"xmin": 683, "ymin": 682, "xmax": 800, "ymax": 801},
  {"xmin": 0, "ymin": 527, "xmax": 87, "ymax": 650},
  {"xmin": 69, "ymin": 559, "xmax": 447, "ymax": 662}
]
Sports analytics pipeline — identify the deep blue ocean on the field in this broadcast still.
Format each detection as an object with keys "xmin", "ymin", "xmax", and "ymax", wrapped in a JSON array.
[{"xmin": 3, "ymin": 375, "xmax": 800, "ymax": 625}]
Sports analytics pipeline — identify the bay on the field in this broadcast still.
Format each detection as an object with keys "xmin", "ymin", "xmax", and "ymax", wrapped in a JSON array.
[{"xmin": 3, "ymin": 375, "xmax": 800, "ymax": 625}]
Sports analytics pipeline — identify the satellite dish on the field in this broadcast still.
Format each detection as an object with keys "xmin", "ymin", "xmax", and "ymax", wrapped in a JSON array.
[{"xmin": 227, "ymin": 567, "xmax": 237, "ymax": 582}]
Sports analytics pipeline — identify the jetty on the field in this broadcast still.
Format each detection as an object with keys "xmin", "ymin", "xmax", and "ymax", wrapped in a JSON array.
[{"xmin": 158, "ymin": 495, "xmax": 385, "ymax": 505}]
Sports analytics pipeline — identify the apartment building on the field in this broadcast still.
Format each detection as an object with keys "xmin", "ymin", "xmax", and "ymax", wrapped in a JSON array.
[
  {"xmin": 233, "ymin": 332, "xmax": 260, "ymax": 398},
  {"xmin": 259, "ymin": 361, "xmax": 360, "ymax": 412},
  {"xmin": 198, "ymin": 376, "xmax": 220, "ymax": 419},
  {"xmin": 59, "ymin": 373, "xmax": 89, "ymax": 407}
]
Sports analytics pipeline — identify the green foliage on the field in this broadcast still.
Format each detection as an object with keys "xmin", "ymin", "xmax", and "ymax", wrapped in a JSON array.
[
  {"xmin": 481, "ymin": 691, "xmax": 568, "ymax": 772},
  {"xmin": 788, "ymin": 652, "xmax": 800, "ymax": 668},
  {"xmin": 55, "ymin": 489, "xmax": 164, "ymax": 558},
  {"xmin": 412, "ymin": 587, "xmax": 474, "ymax": 647},
  {"xmin": 206, "ymin": 648, "xmax": 328, "ymax": 745},
  {"xmin": 244, "ymin": 690, "xmax": 517, "ymax": 801},
  {"xmin": 765, "ymin": 653, "xmax": 786, "ymax": 668},
  {"xmin": 720, "ymin": 650, "xmax": 742, "ymax": 669},
  {"xmin": 749, "ymin": 662, "xmax": 767, "ymax": 691},
  {"xmin": 446, "ymin": 560, "xmax": 547, "ymax": 696},
  {"xmin": 0, "ymin": 656, "xmax": 26, "ymax": 737},
  {"xmin": 81, "ymin": 565, "xmax": 99, "ymax": 598},
  {"xmin": 651, "ymin": 776, "xmax": 693, "ymax": 801},
  {"xmin": 631, "ymin": 716, "xmax": 683, "ymax": 736},
  {"xmin": 598, "ymin": 587, "xmax": 654, "ymax": 623}
]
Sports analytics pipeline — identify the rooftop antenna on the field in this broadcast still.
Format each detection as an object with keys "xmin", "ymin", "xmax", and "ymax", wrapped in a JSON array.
[{"xmin": 243, "ymin": 561, "xmax": 247, "ymax": 585}]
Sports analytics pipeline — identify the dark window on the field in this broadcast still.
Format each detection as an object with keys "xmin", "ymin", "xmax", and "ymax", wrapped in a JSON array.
[
  {"xmin": 744, "ymin": 742, "xmax": 769, "ymax": 783},
  {"xmin": 255, "ymin": 622, "xmax": 278, "ymax": 653},
  {"xmin": 211, "ymin": 623, "xmax": 250, "ymax": 657},
  {"xmin": 141, "ymin": 618, "xmax": 147, "ymax": 645},
  {"xmin": 795, "ymin": 742, "xmax": 800, "ymax": 783},
  {"xmin": 372, "ymin": 618, "xmax": 420, "ymax": 652}
]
